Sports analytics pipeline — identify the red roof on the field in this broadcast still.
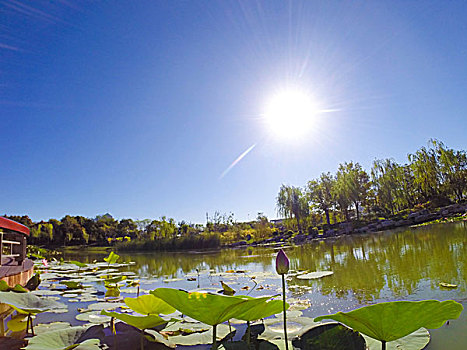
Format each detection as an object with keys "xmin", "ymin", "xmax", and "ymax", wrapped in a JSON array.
[{"xmin": 0, "ymin": 217, "xmax": 30, "ymax": 236}]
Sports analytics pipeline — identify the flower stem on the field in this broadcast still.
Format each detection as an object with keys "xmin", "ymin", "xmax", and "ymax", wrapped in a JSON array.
[
  {"xmin": 282, "ymin": 274, "xmax": 289, "ymax": 350},
  {"xmin": 212, "ymin": 324, "xmax": 217, "ymax": 350}
]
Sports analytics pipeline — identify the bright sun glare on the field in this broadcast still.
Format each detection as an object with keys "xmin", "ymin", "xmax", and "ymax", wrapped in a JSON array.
[{"xmin": 264, "ymin": 89, "xmax": 320, "ymax": 140}]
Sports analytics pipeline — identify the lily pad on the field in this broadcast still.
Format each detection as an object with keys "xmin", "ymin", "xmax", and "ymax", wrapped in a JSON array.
[
  {"xmin": 362, "ymin": 328, "xmax": 430, "ymax": 350},
  {"xmin": 314, "ymin": 300, "xmax": 463, "ymax": 344},
  {"xmin": 296, "ymin": 271, "xmax": 333, "ymax": 280},
  {"xmin": 24, "ymin": 326, "xmax": 102, "ymax": 350},
  {"xmin": 164, "ymin": 323, "xmax": 231, "ymax": 345},
  {"xmin": 291, "ymin": 322, "xmax": 365, "ymax": 350},
  {"xmin": 124, "ymin": 294, "xmax": 176, "ymax": 315},
  {"xmin": 0, "ymin": 291, "xmax": 67, "ymax": 314},
  {"xmin": 101, "ymin": 310, "xmax": 168, "ymax": 330},
  {"xmin": 152, "ymin": 288, "xmax": 287, "ymax": 326}
]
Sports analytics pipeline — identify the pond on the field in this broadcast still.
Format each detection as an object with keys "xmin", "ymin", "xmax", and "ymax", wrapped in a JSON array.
[{"xmin": 38, "ymin": 221, "xmax": 467, "ymax": 349}]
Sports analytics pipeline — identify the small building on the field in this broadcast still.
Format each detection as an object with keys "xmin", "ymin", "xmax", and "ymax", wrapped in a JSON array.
[{"xmin": 0, "ymin": 217, "xmax": 34, "ymax": 287}]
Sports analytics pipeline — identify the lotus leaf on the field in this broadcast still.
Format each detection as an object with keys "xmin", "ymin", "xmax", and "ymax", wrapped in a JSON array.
[
  {"xmin": 296, "ymin": 271, "xmax": 333, "ymax": 280},
  {"xmin": 151, "ymin": 288, "xmax": 283, "ymax": 326},
  {"xmin": 24, "ymin": 326, "xmax": 101, "ymax": 350},
  {"xmin": 103, "ymin": 275, "xmax": 126, "ymax": 284},
  {"xmin": 34, "ymin": 322, "xmax": 71, "ymax": 335},
  {"xmin": 7, "ymin": 314, "xmax": 28, "ymax": 332},
  {"xmin": 291, "ymin": 322, "xmax": 365, "ymax": 350},
  {"xmin": 101, "ymin": 310, "xmax": 168, "ymax": 330},
  {"xmin": 144, "ymin": 329, "xmax": 176, "ymax": 348},
  {"xmin": 69, "ymin": 261, "xmax": 88, "ymax": 268},
  {"xmin": 314, "ymin": 300, "xmax": 463, "ymax": 344},
  {"xmin": 11, "ymin": 284, "xmax": 28, "ymax": 293},
  {"xmin": 0, "ymin": 280, "xmax": 10, "ymax": 291},
  {"xmin": 362, "ymin": 328, "xmax": 430, "ymax": 350},
  {"xmin": 104, "ymin": 251, "xmax": 120, "ymax": 264},
  {"xmin": 232, "ymin": 298, "xmax": 285, "ymax": 322},
  {"xmin": 61, "ymin": 281, "xmax": 84, "ymax": 290},
  {"xmin": 105, "ymin": 285, "xmax": 120, "ymax": 298},
  {"xmin": 86, "ymin": 301, "xmax": 125, "ymax": 311},
  {"xmin": 162, "ymin": 323, "xmax": 231, "ymax": 345},
  {"xmin": 0, "ymin": 291, "xmax": 66, "ymax": 314},
  {"xmin": 124, "ymin": 294, "xmax": 176, "ymax": 315}
]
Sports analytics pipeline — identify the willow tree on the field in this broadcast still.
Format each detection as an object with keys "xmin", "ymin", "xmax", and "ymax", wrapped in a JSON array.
[
  {"xmin": 307, "ymin": 172, "xmax": 336, "ymax": 226},
  {"xmin": 276, "ymin": 184, "xmax": 308, "ymax": 233},
  {"xmin": 335, "ymin": 162, "xmax": 369, "ymax": 221}
]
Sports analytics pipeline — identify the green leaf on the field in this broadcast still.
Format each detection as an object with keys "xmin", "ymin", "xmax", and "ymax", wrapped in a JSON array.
[
  {"xmin": 104, "ymin": 275, "xmax": 126, "ymax": 284},
  {"xmin": 291, "ymin": 322, "xmax": 365, "ymax": 350},
  {"xmin": 103, "ymin": 251, "xmax": 120, "ymax": 264},
  {"xmin": 69, "ymin": 261, "xmax": 87, "ymax": 268},
  {"xmin": 0, "ymin": 280, "xmax": 11, "ymax": 291},
  {"xmin": 220, "ymin": 281, "xmax": 235, "ymax": 295},
  {"xmin": 0, "ymin": 291, "xmax": 67, "ymax": 314},
  {"xmin": 163, "ymin": 323, "xmax": 232, "ymax": 346},
  {"xmin": 105, "ymin": 286, "xmax": 120, "ymax": 298},
  {"xmin": 233, "ymin": 298, "xmax": 285, "ymax": 322},
  {"xmin": 24, "ymin": 326, "xmax": 101, "ymax": 350},
  {"xmin": 101, "ymin": 310, "xmax": 167, "ymax": 330},
  {"xmin": 11, "ymin": 284, "xmax": 28, "ymax": 293},
  {"xmin": 7, "ymin": 314, "xmax": 28, "ymax": 332},
  {"xmin": 61, "ymin": 281, "xmax": 84, "ymax": 290},
  {"xmin": 124, "ymin": 294, "xmax": 175, "ymax": 315},
  {"xmin": 151, "ymin": 288, "xmax": 280, "ymax": 326},
  {"xmin": 314, "ymin": 300, "xmax": 463, "ymax": 343},
  {"xmin": 362, "ymin": 328, "xmax": 430, "ymax": 350}
]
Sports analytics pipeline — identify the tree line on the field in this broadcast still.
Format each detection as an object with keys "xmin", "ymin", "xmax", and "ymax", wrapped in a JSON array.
[
  {"xmin": 277, "ymin": 139, "xmax": 467, "ymax": 232},
  {"xmin": 3, "ymin": 139, "xmax": 466, "ymax": 248},
  {"xmin": 3, "ymin": 211, "xmax": 276, "ymax": 248}
]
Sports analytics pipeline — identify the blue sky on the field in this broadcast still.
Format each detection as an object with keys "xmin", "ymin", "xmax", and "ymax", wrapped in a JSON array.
[{"xmin": 2, "ymin": 1, "xmax": 466, "ymax": 224}]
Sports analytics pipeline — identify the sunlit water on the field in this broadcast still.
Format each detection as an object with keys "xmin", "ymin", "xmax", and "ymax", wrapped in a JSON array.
[{"xmin": 43, "ymin": 222, "xmax": 466, "ymax": 349}]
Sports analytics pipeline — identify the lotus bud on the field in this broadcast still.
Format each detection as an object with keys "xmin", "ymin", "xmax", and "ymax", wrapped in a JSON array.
[{"xmin": 276, "ymin": 249, "xmax": 289, "ymax": 275}]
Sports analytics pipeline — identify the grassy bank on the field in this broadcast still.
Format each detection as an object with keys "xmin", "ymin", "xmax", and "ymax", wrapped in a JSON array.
[{"xmin": 115, "ymin": 233, "xmax": 221, "ymax": 252}]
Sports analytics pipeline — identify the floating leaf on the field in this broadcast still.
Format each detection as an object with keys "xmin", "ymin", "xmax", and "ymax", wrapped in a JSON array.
[
  {"xmin": 164, "ymin": 323, "xmax": 231, "ymax": 345},
  {"xmin": 296, "ymin": 271, "xmax": 333, "ymax": 280},
  {"xmin": 24, "ymin": 326, "xmax": 101, "ymax": 350},
  {"xmin": 362, "ymin": 328, "xmax": 430, "ymax": 350},
  {"xmin": 0, "ymin": 280, "xmax": 10, "ymax": 291},
  {"xmin": 69, "ymin": 261, "xmax": 88, "ymax": 268},
  {"xmin": 101, "ymin": 310, "xmax": 168, "ymax": 330},
  {"xmin": 61, "ymin": 281, "xmax": 84, "ymax": 290},
  {"xmin": 0, "ymin": 291, "xmax": 67, "ymax": 314},
  {"xmin": 124, "ymin": 294, "xmax": 175, "ymax": 315},
  {"xmin": 11, "ymin": 284, "xmax": 28, "ymax": 293},
  {"xmin": 291, "ymin": 322, "xmax": 365, "ymax": 350},
  {"xmin": 7, "ymin": 314, "xmax": 28, "ymax": 332},
  {"xmin": 34, "ymin": 322, "xmax": 71, "ymax": 335},
  {"xmin": 314, "ymin": 300, "xmax": 463, "ymax": 344}
]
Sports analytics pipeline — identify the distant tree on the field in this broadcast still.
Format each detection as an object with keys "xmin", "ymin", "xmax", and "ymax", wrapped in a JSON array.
[
  {"xmin": 307, "ymin": 172, "xmax": 336, "ymax": 225},
  {"xmin": 276, "ymin": 184, "xmax": 308, "ymax": 233},
  {"xmin": 334, "ymin": 162, "xmax": 369, "ymax": 221}
]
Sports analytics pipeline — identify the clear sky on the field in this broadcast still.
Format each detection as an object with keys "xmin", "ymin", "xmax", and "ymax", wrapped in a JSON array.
[{"xmin": 2, "ymin": 1, "xmax": 467, "ymax": 224}]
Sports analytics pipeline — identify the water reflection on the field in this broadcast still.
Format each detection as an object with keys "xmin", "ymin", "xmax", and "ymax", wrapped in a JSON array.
[{"xmin": 65, "ymin": 222, "xmax": 466, "ymax": 303}]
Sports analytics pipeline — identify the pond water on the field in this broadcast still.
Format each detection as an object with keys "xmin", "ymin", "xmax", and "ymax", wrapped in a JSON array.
[{"xmin": 41, "ymin": 222, "xmax": 467, "ymax": 349}]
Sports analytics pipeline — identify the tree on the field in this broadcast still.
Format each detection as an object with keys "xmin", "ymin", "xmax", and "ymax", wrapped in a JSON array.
[
  {"xmin": 276, "ymin": 184, "xmax": 308, "ymax": 233},
  {"xmin": 335, "ymin": 162, "xmax": 369, "ymax": 221},
  {"xmin": 307, "ymin": 172, "xmax": 335, "ymax": 225}
]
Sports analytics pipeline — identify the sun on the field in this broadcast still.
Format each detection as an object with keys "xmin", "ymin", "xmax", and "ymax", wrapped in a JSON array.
[{"xmin": 263, "ymin": 88, "xmax": 320, "ymax": 140}]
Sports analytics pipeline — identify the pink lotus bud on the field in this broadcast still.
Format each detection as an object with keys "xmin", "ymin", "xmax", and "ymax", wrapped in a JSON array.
[
  {"xmin": 42, "ymin": 259, "xmax": 49, "ymax": 267},
  {"xmin": 276, "ymin": 249, "xmax": 289, "ymax": 275}
]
